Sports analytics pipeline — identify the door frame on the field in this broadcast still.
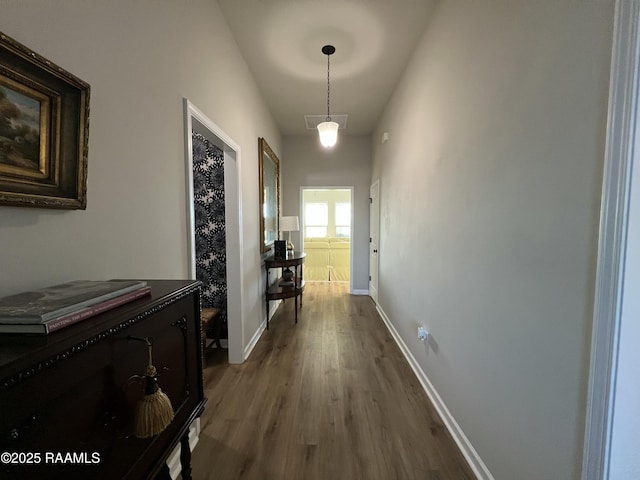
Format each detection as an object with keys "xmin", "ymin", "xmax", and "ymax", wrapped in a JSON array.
[
  {"xmin": 582, "ymin": 1, "xmax": 639, "ymax": 477},
  {"xmin": 184, "ymin": 99, "xmax": 245, "ymax": 365},
  {"xmin": 369, "ymin": 179, "xmax": 380, "ymax": 304},
  {"xmin": 299, "ymin": 186, "xmax": 354, "ymax": 291}
]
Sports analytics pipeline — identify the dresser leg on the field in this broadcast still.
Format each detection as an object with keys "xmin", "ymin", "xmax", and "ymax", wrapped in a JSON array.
[{"xmin": 180, "ymin": 432, "xmax": 193, "ymax": 480}]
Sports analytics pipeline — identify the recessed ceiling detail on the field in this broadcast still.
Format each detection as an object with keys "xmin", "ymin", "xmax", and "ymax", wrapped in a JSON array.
[
  {"xmin": 305, "ymin": 114, "xmax": 348, "ymax": 130},
  {"xmin": 218, "ymin": 0, "xmax": 437, "ymax": 135}
]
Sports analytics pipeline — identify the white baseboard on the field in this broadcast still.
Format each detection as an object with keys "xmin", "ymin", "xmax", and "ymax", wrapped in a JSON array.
[
  {"xmin": 265, "ymin": 298, "xmax": 281, "ymax": 321},
  {"xmin": 244, "ymin": 299, "xmax": 278, "ymax": 360},
  {"xmin": 244, "ymin": 318, "xmax": 266, "ymax": 360},
  {"xmin": 376, "ymin": 305, "xmax": 494, "ymax": 480},
  {"xmin": 350, "ymin": 288, "xmax": 369, "ymax": 295}
]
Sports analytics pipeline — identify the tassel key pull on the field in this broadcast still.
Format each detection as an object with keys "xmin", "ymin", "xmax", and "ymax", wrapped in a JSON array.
[{"xmin": 128, "ymin": 336, "xmax": 174, "ymax": 438}]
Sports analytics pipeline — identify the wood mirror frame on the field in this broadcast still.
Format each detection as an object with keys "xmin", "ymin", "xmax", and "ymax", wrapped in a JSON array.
[{"xmin": 258, "ymin": 137, "xmax": 280, "ymax": 253}]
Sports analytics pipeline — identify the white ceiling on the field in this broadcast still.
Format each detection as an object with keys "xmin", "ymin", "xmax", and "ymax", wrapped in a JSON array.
[{"xmin": 218, "ymin": 0, "xmax": 438, "ymax": 136}]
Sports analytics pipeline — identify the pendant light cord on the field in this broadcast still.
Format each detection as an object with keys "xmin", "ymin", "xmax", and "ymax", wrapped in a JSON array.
[{"xmin": 326, "ymin": 53, "xmax": 331, "ymax": 121}]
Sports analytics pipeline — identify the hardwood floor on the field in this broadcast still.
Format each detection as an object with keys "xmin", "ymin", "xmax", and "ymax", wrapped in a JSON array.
[{"xmin": 191, "ymin": 282, "xmax": 475, "ymax": 480}]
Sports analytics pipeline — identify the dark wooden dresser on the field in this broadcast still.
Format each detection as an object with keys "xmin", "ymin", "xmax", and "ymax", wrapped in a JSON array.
[{"xmin": 0, "ymin": 280, "xmax": 205, "ymax": 480}]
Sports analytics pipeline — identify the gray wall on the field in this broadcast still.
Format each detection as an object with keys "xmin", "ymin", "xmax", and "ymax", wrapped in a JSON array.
[
  {"xmin": 372, "ymin": 1, "xmax": 613, "ymax": 479},
  {"xmin": 282, "ymin": 135, "xmax": 371, "ymax": 291},
  {"xmin": 0, "ymin": 0, "xmax": 280, "ymax": 347}
]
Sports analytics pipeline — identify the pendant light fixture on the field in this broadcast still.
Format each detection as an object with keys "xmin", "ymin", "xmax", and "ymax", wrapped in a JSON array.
[{"xmin": 317, "ymin": 45, "xmax": 339, "ymax": 148}]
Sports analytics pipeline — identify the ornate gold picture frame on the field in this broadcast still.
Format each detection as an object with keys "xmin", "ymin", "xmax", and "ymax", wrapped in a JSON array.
[
  {"xmin": 0, "ymin": 31, "xmax": 90, "ymax": 209},
  {"xmin": 258, "ymin": 137, "xmax": 280, "ymax": 253}
]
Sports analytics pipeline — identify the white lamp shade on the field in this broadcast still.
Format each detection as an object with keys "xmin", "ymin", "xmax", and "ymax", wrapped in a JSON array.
[
  {"xmin": 279, "ymin": 216, "xmax": 300, "ymax": 232},
  {"xmin": 317, "ymin": 121, "xmax": 339, "ymax": 148}
]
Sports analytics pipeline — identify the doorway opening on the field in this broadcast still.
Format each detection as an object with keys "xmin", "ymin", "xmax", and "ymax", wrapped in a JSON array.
[
  {"xmin": 192, "ymin": 132, "xmax": 227, "ymax": 347},
  {"xmin": 301, "ymin": 187, "xmax": 353, "ymax": 285},
  {"xmin": 184, "ymin": 99, "xmax": 244, "ymax": 365}
]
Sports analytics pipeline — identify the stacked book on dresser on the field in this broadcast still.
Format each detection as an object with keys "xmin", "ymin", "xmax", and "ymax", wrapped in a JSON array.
[{"xmin": 0, "ymin": 280, "xmax": 151, "ymax": 335}]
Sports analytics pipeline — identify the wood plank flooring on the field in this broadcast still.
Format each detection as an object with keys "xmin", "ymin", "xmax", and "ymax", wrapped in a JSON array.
[{"xmin": 191, "ymin": 282, "xmax": 475, "ymax": 480}]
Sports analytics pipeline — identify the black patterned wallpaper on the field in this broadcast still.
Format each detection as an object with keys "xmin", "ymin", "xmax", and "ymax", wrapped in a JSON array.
[{"xmin": 192, "ymin": 131, "xmax": 228, "ymax": 339}]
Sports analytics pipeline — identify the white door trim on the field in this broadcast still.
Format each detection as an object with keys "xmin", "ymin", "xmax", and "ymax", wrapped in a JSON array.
[
  {"xmin": 369, "ymin": 179, "xmax": 380, "ymax": 304},
  {"xmin": 299, "ymin": 186, "xmax": 354, "ymax": 289},
  {"xmin": 582, "ymin": 1, "xmax": 639, "ymax": 477},
  {"xmin": 184, "ymin": 98, "xmax": 245, "ymax": 365}
]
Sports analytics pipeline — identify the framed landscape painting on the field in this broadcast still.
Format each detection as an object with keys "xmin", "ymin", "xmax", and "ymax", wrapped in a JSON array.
[{"xmin": 0, "ymin": 31, "xmax": 90, "ymax": 209}]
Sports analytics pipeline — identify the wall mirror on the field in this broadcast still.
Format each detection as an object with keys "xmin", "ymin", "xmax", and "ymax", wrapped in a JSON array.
[{"xmin": 258, "ymin": 137, "xmax": 280, "ymax": 253}]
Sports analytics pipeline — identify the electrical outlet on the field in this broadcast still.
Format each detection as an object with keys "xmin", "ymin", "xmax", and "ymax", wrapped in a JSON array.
[{"xmin": 418, "ymin": 326, "xmax": 429, "ymax": 342}]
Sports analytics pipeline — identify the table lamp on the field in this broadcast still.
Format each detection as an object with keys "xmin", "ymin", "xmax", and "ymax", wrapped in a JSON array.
[{"xmin": 279, "ymin": 216, "xmax": 299, "ymax": 252}]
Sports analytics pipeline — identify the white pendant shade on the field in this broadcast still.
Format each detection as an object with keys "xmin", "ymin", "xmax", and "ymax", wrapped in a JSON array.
[{"xmin": 317, "ymin": 121, "xmax": 339, "ymax": 148}]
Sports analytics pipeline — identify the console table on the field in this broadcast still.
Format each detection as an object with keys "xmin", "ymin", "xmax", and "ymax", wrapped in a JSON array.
[{"xmin": 264, "ymin": 251, "xmax": 306, "ymax": 329}]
